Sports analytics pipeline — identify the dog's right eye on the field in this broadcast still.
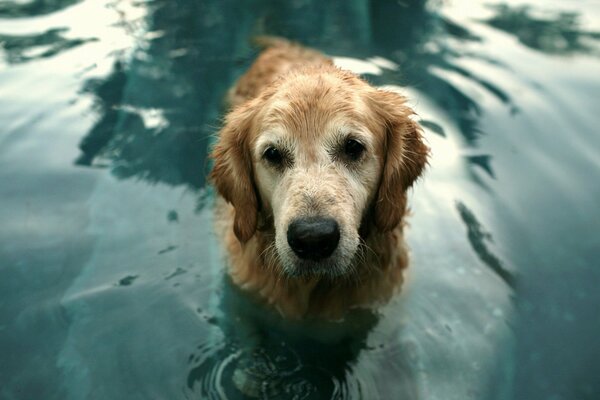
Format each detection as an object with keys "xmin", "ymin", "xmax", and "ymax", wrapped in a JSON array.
[
  {"xmin": 344, "ymin": 139, "xmax": 365, "ymax": 161},
  {"xmin": 263, "ymin": 147, "xmax": 283, "ymax": 165}
]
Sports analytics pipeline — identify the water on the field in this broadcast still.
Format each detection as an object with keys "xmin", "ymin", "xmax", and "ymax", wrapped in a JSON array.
[{"xmin": 1, "ymin": 0, "xmax": 599, "ymax": 399}]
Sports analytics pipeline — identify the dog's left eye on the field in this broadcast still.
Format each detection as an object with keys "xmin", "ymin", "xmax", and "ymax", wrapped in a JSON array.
[
  {"xmin": 344, "ymin": 139, "xmax": 365, "ymax": 161},
  {"xmin": 263, "ymin": 146, "xmax": 283, "ymax": 165}
]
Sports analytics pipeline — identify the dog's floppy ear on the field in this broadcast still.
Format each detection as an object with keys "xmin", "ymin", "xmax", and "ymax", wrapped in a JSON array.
[
  {"xmin": 370, "ymin": 89, "xmax": 429, "ymax": 232},
  {"xmin": 210, "ymin": 102, "xmax": 260, "ymax": 243}
]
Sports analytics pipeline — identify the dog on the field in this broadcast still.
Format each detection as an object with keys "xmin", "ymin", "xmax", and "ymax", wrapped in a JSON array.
[{"xmin": 210, "ymin": 37, "xmax": 428, "ymax": 320}]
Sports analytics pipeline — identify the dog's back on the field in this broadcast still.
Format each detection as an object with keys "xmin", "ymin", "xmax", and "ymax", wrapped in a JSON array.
[{"xmin": 227, "ymin": 37, "xmax": 332, "ymax": 107}]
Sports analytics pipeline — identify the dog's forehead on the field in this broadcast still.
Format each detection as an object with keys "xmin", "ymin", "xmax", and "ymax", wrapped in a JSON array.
[{"xmin": 259, "ymin": 76, "xmax": 371, "ymax": 141}]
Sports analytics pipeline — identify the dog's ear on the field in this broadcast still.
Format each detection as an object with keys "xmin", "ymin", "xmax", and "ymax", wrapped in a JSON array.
[
  {"xmin": 369, "ymin": 90, "xmax": 429, "ymax": 232},
  {"xmin": 210, "ymin": 102, "xmax": 260, "ymax": 243}
]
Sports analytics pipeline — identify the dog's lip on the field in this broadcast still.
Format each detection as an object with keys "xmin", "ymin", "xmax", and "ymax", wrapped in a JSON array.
[
  {"xmin": 293, "ymin": 257, "xmax": 337, "ymax": 268},
  {"xmin": 284, "ymin": 248, "xmax": 358, "ymax": 276},
  {"xmin": 285, "ymin": 262, "xmax": 342, "ymax": 277}
]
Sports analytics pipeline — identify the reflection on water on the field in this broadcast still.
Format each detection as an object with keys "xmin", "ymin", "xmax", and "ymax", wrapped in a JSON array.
[
  {"xmin": 0, "ymin": 28, "xmax": 94, "ymax": 64},
  {"xmin": 71, "ymin": 0, "xmax": 504, "ymax": 190},
  {"xmin": 186, "ymin": 278, "xmax": 395, "ymax": 399},
  {"xmin": 369, "ymin": 0, "xmax": 503, "ymax": 147},
  {"xmin": 0, "ymin": 0, "xmax": 82, "ymax": 18},
  {"xmin": 1, "ymin": 0, "xmax": 600, "ymax": 399},
  {"xmin": 73, "ymin": 0, "xmax": 507, "ymax": 187},
  {"xmin": 456, "ymin": 201, "xmax": 514, "ymax": 287},
  {"xmin": 73, "ymin": 0, "xmax": 267, "ymax": 189},
  {"xmin": 485, "ymin": 4, "xmax": 600, "ymax": 55}
]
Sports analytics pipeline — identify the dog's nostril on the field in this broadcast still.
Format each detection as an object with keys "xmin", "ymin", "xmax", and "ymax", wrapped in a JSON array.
[{"xmin": 287, "ymin": 217, "xmax": 340, "ymax": 261}]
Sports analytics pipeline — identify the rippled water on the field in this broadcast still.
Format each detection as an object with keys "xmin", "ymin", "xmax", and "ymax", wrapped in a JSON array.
[{"xmin": 1, "ymin": 1, "xmax": 599, "ymax": 399}]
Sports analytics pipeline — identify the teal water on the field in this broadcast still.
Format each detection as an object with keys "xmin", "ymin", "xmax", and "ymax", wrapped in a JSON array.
[{"xmin": 1, "ymin": 0, "xmax": 599, "ymax": 399}]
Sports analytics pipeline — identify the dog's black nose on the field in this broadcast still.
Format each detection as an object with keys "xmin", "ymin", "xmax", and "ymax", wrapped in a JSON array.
[{"xmin": 287, "ymin": 217, "xmax": 340, "ymax": 261}]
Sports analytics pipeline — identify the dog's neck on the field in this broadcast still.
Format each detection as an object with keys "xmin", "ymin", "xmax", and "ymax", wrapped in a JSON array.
[{"xmin": 221, "ymin": 206, "xmax": 409, "ymax": 320}]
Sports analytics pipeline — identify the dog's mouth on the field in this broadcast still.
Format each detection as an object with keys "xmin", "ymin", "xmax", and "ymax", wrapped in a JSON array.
[{"xmin": 283, "ymin": 257, "xmax": 350, "ymax": 278}]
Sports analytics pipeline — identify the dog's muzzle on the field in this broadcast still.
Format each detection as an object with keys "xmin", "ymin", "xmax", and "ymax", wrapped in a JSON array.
[{"xmin": 286, "ymin": 217, "xmax": 340, "ymax": 261}]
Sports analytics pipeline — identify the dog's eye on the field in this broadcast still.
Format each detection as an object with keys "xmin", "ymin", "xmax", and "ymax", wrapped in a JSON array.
[
  {"xmin": 263, "ymin": 146, "xmax": 283, "ymax": 165},
  {"xmin": 344, "ymin": 139, "xmax": 365, "ymax": 160}
]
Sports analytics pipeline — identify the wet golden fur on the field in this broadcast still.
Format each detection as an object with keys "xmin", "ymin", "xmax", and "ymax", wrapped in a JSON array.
[{"xmin": 210, "ymin": 38, "xmax": 428, "ymax": 319}]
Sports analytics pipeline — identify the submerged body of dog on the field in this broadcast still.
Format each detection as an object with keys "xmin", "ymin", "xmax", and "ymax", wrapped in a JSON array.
[{"xmin": 211, "ymin": 38, "xmax": 428, "ymax": 319}]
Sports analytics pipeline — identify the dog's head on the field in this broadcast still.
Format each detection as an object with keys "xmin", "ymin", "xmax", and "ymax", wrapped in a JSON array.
[{"xmin": 211, "ymin": 66, "xmax": 428, "ymax": 278}]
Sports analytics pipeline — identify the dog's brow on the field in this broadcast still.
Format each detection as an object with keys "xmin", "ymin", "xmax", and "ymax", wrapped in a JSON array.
[
  {"xmin": 325, "ymin": 125, "xmax": 374, "ymax": 149},
  {"xmin": 254, "ymin": 130, "xmax": 293, "ymax": 155}
]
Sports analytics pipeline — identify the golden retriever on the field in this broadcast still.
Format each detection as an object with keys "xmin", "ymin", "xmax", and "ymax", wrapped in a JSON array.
[{"xmin": 210, "ymin": 38, "xmax": 428, "ymax": 320}]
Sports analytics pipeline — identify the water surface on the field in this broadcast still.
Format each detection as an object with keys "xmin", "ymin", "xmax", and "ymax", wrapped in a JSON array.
[{"xmin": 1, "ymin": 0, "xmax": 599, "ymax": 399}]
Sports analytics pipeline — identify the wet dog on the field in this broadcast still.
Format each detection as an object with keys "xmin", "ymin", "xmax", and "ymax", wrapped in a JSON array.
[{"xmin": 210, "ymin": 38, "xmax": 428, "ymax": 319}]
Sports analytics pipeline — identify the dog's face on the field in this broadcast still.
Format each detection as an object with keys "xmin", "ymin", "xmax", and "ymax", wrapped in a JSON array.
[
  {"xmin": 211, "ymin": 67, "xmax": 428, "ymax": 278},
  {"xmin": 252, "ymin": 82, "xmax": 382, "ymax": 277}
]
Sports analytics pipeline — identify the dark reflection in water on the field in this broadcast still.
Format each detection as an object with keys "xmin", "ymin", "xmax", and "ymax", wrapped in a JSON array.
[
  {"xmin": 75, "ymin": 0, "xmax": 507, "ymax": 190},
  {"xmin": 76, "ymin": 61, "xmax": 128, "ymax": 165},
  {"xmin": 74, "ymin": 0, "xmax": 267, "ymax": 189},
  {"xmin": 75, "ymin": 0, "xmax": 390, "ymax": 188},
  {"xmin": 250, "ymin": 0, "xmax": 500, "ymax": 147},
  {"xmin": 368, "ymin": 0, "xmax": 494, "ymax": 147},
  {"xmin": 465, "ymin": 155, "xmax": 496, "ymax": 192},
  {"xmin": 186, "ymin": 278, "xmax": 417, "ymax": 399},
  {"xmin": 0, "ymin": 28, "xmax": 94, "ymax": 64},
  {"xmin": 456, "ymin": 202, "xmax": 514, "ymax": 287},
  {"xmin": 419, "ymin": 120, "xmax": 446, "ymax": 138},
  {"xmin": 485, "ymin": 4, "xmax": 600, "ymax": 55},
  {"xmin": 465, "ymin": 155, "xmax": 495, "ymax": 179},
  {"xmin": 0, "ymin": 0, "xmax": 82, "ymax": 17}
]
